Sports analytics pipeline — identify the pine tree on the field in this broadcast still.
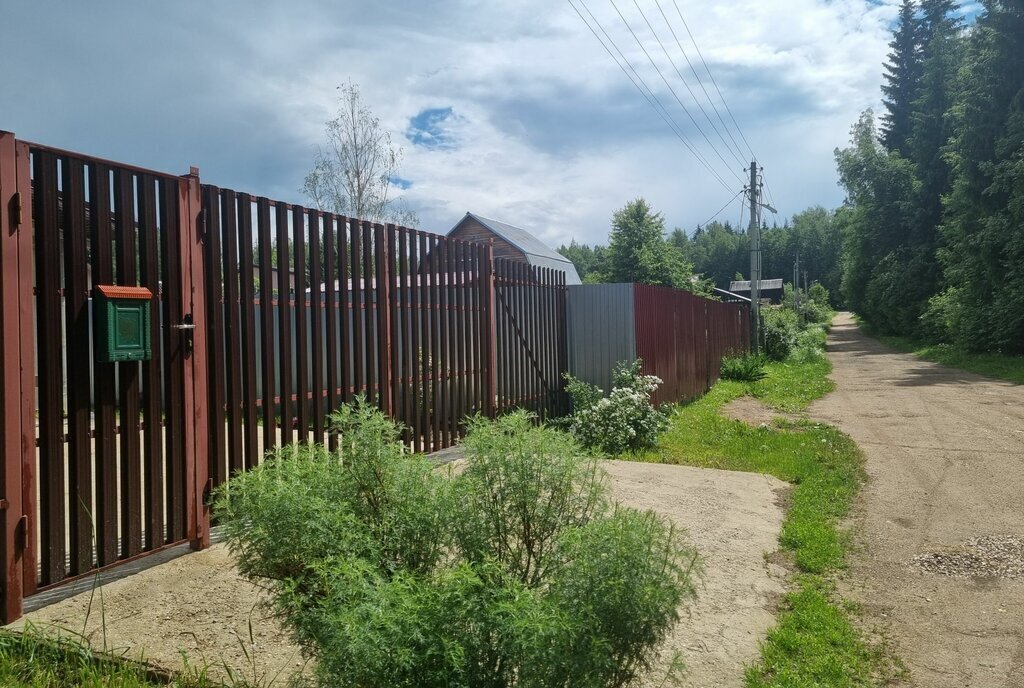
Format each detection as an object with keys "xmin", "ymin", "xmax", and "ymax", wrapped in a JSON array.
[
  {"xmin": 605, "ymin": 199, "xmax": 692, "ymax": 288},
  {"xmin": 881, "ymin": 0, "xmax": 924, "ymax": 156}
]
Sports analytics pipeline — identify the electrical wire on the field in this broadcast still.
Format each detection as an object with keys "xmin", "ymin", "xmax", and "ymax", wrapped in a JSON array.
[
  {"xmin": 632, "ymin": 0, "xmax": 747, "ymax": 169},
  {"xmin": 607, "ymin": 0, "xmax": 746, "ymax": 185},
  {"xmin": 672, "ymin": 0, "xmax": 757, "ymax": 161},
  {"xmin": 568, "ymin": 0, "xmax": 735, "ymax": 192},
  {"xmin": 697, "ymin": 188, "xmax": 744, "ymax": 229}
]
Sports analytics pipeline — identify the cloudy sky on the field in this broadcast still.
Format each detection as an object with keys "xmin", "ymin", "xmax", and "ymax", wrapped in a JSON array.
[{"xmin": 1, "ymin": 1, "xmax": 961, "ymax": 247}]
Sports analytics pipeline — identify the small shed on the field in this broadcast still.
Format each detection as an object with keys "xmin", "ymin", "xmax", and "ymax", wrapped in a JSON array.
[
  {"xmin": 727, "ymin": 278, "xmax": 784, "ymax": 304},
  {"xmin": 447, "ymin": 212, "xmax": 582, "ymax": 285}
]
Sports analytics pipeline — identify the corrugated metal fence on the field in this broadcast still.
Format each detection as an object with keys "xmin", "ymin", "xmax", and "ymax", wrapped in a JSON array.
[{"xmin": 568, "ymin": 283, "xmax": 749, "ymax": 405}]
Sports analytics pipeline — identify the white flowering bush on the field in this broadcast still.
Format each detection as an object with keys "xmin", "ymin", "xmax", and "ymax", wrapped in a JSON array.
[{"xmin": 564, "ymin": 359, "xmax": 670, "ymax": 455}]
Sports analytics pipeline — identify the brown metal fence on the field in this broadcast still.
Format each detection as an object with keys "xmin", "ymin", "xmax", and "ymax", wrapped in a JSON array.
[
  {"xmin": 633, "ymin": 284, "xmax": 749, "ymax": 406},
  {"xmin": 202, "ymin": 187, "xmax": 568, "ymax": 488},
  {"xmin": 0, "ymin": 137, "xmax": 210, "ymax": 622}
]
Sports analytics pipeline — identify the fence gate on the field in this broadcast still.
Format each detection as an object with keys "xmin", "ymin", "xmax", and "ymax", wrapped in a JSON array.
[
  {"xmin": 493, "ymin": 258, "xmax": 568, "ymax": 419},
  {"xmin": 0, "ymin": 133, "xmax": 209, "ymax": 622}
]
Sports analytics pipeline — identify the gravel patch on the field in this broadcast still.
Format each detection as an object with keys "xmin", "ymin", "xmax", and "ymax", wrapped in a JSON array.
[{"xmin": 911, "ymin": 535, "xmax": 1024, "ymax": 579}]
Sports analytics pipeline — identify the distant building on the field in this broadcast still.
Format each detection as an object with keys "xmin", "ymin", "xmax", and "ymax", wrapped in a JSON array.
[
  {"xmin": 727, "ymin": 278, "xmax": 784, "ymax": 304},
  {"xmin": 447, "ymin": 212, "xmax": 582, "ymax": 285}
]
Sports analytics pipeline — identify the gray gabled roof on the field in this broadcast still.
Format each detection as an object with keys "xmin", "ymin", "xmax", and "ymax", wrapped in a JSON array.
[
  {"xmin": 729, "ymin": 279, "xmax": 784, "ymax": 292},
  {"xmin": 449, "ymin": 212, "xmax": 581, "ymax": 284}
]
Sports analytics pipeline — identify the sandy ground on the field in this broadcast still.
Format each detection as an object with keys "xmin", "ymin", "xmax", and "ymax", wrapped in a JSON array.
[
  {"xmin": 14, "ymin": 460, "xmax": 787, "ymax": 687},
  {"xmin": 810, "ymin": 313, "xmax": 1024, "ymax": 687},
  {"xmin": 722, "ymin": 395, "xmax": 799, "ymax": 427}
]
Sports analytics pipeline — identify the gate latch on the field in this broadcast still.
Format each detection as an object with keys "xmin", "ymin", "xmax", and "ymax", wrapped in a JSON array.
[{"xmin": 173, "ymin": 313, "xmax": 195, "ymax": 356}]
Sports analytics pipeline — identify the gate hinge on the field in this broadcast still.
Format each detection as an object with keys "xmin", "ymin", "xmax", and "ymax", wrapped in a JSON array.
[{"xmin": 11, "ymin": 192, "xmax": 22, "ymax": 227}]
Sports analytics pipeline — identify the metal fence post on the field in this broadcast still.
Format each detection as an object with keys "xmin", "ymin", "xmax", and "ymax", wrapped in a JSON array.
[
  {"xmin": 179, "ymin": 167, "xmax": 211, "ymax": 551},
  {"xmin": 0, "ymin": 133, "xmax": 34, "ymax": 622}
]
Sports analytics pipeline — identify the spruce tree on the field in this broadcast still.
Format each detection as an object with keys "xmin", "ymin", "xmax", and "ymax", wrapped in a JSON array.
[{"xmin": 881, "ymin": 0, "xmax": 924, "ymax": 156}]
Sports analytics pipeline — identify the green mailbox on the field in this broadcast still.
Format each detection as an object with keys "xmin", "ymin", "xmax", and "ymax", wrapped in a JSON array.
[{"xmin": 95, "ymin": 285, "xmax": 153, "ymax": 362}]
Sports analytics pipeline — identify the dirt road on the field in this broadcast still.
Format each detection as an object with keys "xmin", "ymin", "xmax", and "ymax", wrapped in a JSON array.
[{"xmin": 810, "ymin": 313, "xmax": 1024, "ymax": 687}]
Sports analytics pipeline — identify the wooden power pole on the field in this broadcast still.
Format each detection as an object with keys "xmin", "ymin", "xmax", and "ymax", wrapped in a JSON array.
[{"xmin": 748, "ymin": 161, "xmax": 760, "ymax": 354}]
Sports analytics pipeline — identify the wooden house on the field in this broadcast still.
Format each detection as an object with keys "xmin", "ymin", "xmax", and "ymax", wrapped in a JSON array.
[{"xmin": 447, "ymin": 212, "xmax": 582, "ymax": 285}]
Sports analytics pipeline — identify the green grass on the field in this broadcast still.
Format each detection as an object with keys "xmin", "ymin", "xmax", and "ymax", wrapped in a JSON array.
[
  {"xmin": 866, "ymin": 330, "xmax": 1024, "ymax": 385},
  {"xmin": 0, "ymin": 625, "xmax": 247, "ymax": 688},
  {"xmin": 642, "ymin": 349, "xmax": 899, "ymax": 686}
]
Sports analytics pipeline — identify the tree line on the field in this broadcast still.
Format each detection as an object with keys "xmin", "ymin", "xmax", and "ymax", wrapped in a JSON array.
[
  {"xmin": 558, "ymin": 201, "xmax": 844, "ymax": 302},
  {"xmin": 837, "ymin": 0, "xmax": 1023, "ymax": 352}
]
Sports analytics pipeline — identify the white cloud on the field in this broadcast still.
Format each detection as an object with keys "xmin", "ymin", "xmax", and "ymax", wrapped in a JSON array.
[{"xmin": 0, "ymin": 0, "xmax": 903, "ymax": 246}]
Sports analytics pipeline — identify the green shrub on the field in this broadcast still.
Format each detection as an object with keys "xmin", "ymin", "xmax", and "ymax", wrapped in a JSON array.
[
  {"xmin": 563, "ymin": 359, "xmax": 670, "ymax": 455},
  {"xmin": 790, "ymin": 325, "xmax": 829, "ymax": 363},
  {"xmin": 761, "ymin": 308, "xmax": 800, "ymax": 361},
  {"xmin": 720, "ymin": 352, "xmax": 768, "ymax": 381},
  {"xmin": 216, "ymin": 403, "xmax": 698, "ymax": 688}
]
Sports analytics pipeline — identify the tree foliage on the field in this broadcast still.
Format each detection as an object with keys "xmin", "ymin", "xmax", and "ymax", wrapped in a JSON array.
[
  {"xmin": 839, "ymin": 1, "xmax": 1024, "ymax": 352},
  {"xmin": 304, "ymin": 82, "xmax": 418, "ymax": 226}
]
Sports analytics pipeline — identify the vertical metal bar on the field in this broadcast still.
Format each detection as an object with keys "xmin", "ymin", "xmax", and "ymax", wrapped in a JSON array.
[
  {"xmin": 430, "ymin": 236, "xmax": 442, "ymax": 447},
  {"xmin": 411, "ymin": 232, "xmax": 425, "ymax": 452},
  {"xmin": 141, "ymin": 177, "xmax": 166, "ymax": 546},
  {"xmin": 309, "ymin": 212, "xmax": 325, "ymax": 441},
  {"xmin": 33, "ymin": 151, "xmax": 65, "ymax": 583},
  {"xmin": 257, "ymin": 198, "xmax": 276, "ymax": 455},
  {"xmin": 438, "ymin": 238, "xmax": 451, "ymax": 446},
  {"xmin": 179, "ymin": 169, "xmax": 210, "ymax": 550},
  {"xmin": 398, "ymin": 228, "xmax": 413, "ymax": 445},
  {"xmin": 361, "ymin": 222, "xmax": 375, "ymax": 406},
  {"xmin": 453, "ymin": 241, "xmax": 466, "ymax": 435},
  {"xmin": 386, "ymin": 225, "xmax": 402, "ymax": 423},
  {"xmin": 337, "ymin": 218, "xmax": 351, "ymax": 407},
  {"xmin": 323, "ymin": 214, "xmax": 339, "ymax": 449},
  {"xmin": 63, "ymin": 157, "xmax": 92, "ymax": 574},
  {"xmin": 275, "ymin": 203, "xmax": 293, "ymax": 446},
  {"xmin": 0, "ymin": 133, "xmax": 31, "ymax": 621},
  {"xmin": 89, "ymin": 162, "xmax": 119, "ymax": 564},
  {"xmin": 160, "ymin": 177, "xmax": 186, "ymax": 543},
  {"xmin": 221, "ymin": 190, "xmax": 243, "ymax": 475},
  {"xmin": 114, "ymin": 168, "xmax": 142, "ymax": 558},
  {"xmin": 237, "ymin": 194, "xmax": 259, "ymax": 467},
  {"xmin": 556, "ymin": 270, "xmax": 568, "ymax": 416},
  {"xmin": 293, "ymin": 206, "xmax": 309, "ymax": 439},
  {"xmin": 483, "ymin": 243, "xmax": 497, "ymax": 417},
  {"xmin": 350, "ymin": 219, "xmax": 364, "ymax": 398},
  {"xmin": 375, "ymin": 224, "xmax": 393, "ymax": 416},
  {"xmin": 469, "ymin": 244, "xmax": 481, "ymax": 416}
]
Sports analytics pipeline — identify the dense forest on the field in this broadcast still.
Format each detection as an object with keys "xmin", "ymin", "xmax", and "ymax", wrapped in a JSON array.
[
  {"xmin": 837, "ymin": 0, "xmax": 1023, "ymax": 353},
  {"xmin": 561, "ymin": 0, "xmax": 1022, "ymax": 355}
]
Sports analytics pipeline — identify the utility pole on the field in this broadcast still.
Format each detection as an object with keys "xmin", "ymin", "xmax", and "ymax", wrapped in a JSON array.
[{"xmin": 748, "ymin": 161, "xmax": 760, "ymax": 354}]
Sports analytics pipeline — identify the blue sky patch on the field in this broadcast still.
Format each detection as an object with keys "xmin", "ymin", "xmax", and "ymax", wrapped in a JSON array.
[
  {"xmin": 390, "ymin": 175, "xmax": 413, "ymax": 190},
  {"xmin": 406, "ymin": 107, "xmax": 455, "ymax": 149}
]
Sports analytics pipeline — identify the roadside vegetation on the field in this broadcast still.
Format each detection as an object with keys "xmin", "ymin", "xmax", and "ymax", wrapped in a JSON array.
[{"xmin": 638, "ymin": 301, "xmax": 900, "ymax": 686}]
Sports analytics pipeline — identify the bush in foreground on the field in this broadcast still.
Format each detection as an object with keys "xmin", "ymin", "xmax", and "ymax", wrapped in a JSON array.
[
  {"xmin": 563, "ymin": 359, "xmax": 670, "ymax": 455},
  {"xmin": 216, "ymin": 403, "xmax": 698, "ymax": 688}
]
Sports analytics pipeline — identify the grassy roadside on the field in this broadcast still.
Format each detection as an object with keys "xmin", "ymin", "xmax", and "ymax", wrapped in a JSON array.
[
  {"xmin": 644, "ymin": 345, "xmax": 898, "ymax": 686},
  {"xmin": 859, "ymin": 320, "xmax": 1024, "ymax": 385}
]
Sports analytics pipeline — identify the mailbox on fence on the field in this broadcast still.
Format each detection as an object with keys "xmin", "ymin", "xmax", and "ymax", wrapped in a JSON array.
[{"xmin": 94, "ymin": 285, "xmax": 153, "ymax": 362}]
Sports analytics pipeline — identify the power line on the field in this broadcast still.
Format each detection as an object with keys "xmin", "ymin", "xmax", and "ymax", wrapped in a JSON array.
[
  {"xmin": 568, "ymin": 0, "xmax": 735, "ymax": 192},
  {"xmin": 651, "ymin": 0, "xmax": 749, "ymax": 166},
  {"xmin": 671, "ymin": 0, "xmax": 757, "ymax": 161},
  {"xmin": 632, "ymin": 0, "xmax": 748, "ymax": 169},
  {"xmin": 697, "ymin": 188, "xmax": 744, "ymax": 229},
  {"xmin": 607, "ymin": 0, "xmax": 745, "ymax": 185}
]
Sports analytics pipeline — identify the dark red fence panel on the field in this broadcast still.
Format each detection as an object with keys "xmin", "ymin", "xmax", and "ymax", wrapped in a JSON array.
[
  {"xmin": 633, "ymin": 284, "xmax": 749, "ymax": 406},
  {"xmin": 16, "ymin": 141, "xmax": 199, "ymax": 603},
  {"xmin": 493, "ymin": 258, "xmax": 567, "ymax": 420}
]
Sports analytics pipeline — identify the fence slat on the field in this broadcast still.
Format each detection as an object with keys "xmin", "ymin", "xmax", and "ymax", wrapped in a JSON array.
[
  {"xmin": 114, "ymin": 168, "xmax": 143, "ymax": 558},
  {"xmin": 238, "ymin": 194, "xmax": 259, "ymax": 467},
  {"xmin": 309, "ymin": 212, "xmax": 325, "ymax": 440},
  {"xmin": 324, "ymin": 214, "xmax": 339, "ymax": 450},
  {"xmin": 33, "ymin": 151, "xmax": 65, "ymax": 585},
  {"xmin": 220, "ymin": 191, "xmax": 243, "ymax": 475},
  {"xmin": 141, "ymin": 177, "xmax": 167, "ymax": 544},
  {"xmin": 361, "ymin": 222, "xmax": 376, "ymax": 405},
  {"xmin": 257, "ymin": 198, "xmax": 276, "ymax": 456},
  {"xmin": 293, "ymin": 206, "xmax": 309, "ymax": 439},
  {"xmin": 62, "ymin": 157, "xmax": 92, "ymax": 575}
]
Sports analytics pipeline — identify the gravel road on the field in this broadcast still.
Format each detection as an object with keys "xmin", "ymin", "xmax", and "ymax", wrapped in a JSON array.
[{"xmin": 810, "ymin": 313, "xmax": 1024, "ymax": 687}]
